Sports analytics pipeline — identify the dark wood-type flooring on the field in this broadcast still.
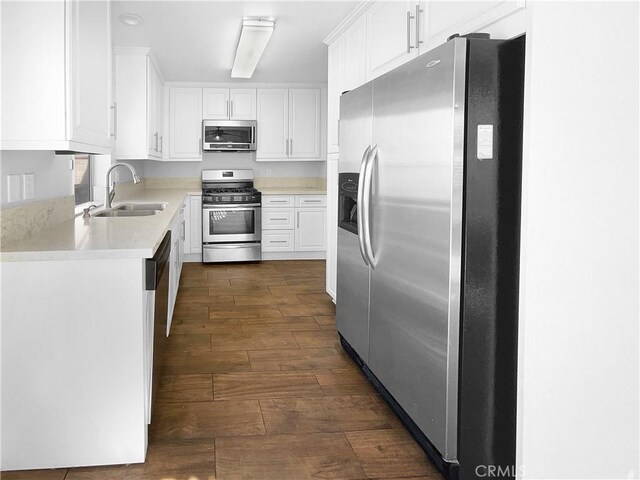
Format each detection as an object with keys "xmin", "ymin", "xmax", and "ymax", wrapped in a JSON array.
[{"xmin": 4, "ymin": 260, "xmax": 444, "ymax": 480}]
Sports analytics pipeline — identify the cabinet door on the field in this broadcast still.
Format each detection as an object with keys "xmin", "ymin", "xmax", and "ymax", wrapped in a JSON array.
[
  {"xmin": 68, "ymin": 0, "xmax": 111, "ymax": 148},
  {"xmin": 422, "ymin": 0, "xmax": 525, "ymax": 51},
  {"xmin": 169, "ymin": 87, "xmax": 202, "ymax": 160},
  {"xmin": 203, "ymin": 88, "xmax": 230, "ymax": 119},
  {"xmin": 147, "ymin": 60, "xmax": 162, "ymax": 158},
  {"xmin": 230, "ymin": 89, "xmax": 257, "ymax": 120},
  {"xmin": 289, "ymin": 89, "xmax": 320, "ymax": 159},
  {"xmin": 256, "ymin": 89, "xmax": 288, "ymax": 160},
  {"xmin": 327, "ymin": 38, "xmax": 343, "ymax": 154},
  {"xmin": 183, "ymin": 197, "xmax": 192, "ymax": 254},
  {"xmin": 365, "ymin": 1, "xmax": 418, "ymax": 81},
  {"xmin": 190, "ymin": 195, "xmax": 202, "ymax": 253},
  {"xmin": 114, "ymin": 51, "xmax": 147, "ymax": 158},
  {"xmin": 262, "ymin": 208, "xmax": 295, "ymax": 230},
  {"xmin": 155, "ymin": 61, "xmax": 165, "ymax": 156},
  {"xmin": 295, "ymin": 208, "xmax": 326, "ymax": 251}
]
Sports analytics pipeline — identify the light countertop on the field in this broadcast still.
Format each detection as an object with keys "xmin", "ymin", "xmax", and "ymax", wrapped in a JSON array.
[{"xmin": 0, "ymin": 189, "xmax": 198, "ymax": 262}]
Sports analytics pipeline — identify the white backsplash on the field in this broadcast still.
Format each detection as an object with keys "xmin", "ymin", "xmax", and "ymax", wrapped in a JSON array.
[{"xmin": 0, "ymin": 195, "xmax": 75, "ymax": 245}]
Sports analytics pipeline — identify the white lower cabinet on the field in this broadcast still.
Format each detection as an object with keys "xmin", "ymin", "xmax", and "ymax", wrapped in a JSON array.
[
  {"xmin": 188, "ymin": 195, "xmax": 202, "ymax": 254},
  {"xmin": 262, "ymin": 194, "xmax": 326, "ymax": 259}
]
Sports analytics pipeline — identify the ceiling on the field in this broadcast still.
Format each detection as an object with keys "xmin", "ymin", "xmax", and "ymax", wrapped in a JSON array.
[{"xmin": 111, "ymin": 1, "xmax": 359, "ymax": 83}]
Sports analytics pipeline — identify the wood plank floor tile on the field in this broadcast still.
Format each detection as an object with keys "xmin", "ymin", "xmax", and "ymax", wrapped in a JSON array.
[
  {"xmin": 172, "ymin": 305, "xmax": 209, "ymax": 321},
  {"xmin": 293, "ymin": 330, "xmax": 341, "ymax": 348},
  {"xmin": 150, "ymin": 400, "xmax": 265, "ymax": 440},
  {"xmin": 162, "ymin": 351, "xmax": 251, "ymax": 375},
  {"xmin": 345, "ymin": 429, "xmax": 437, "ymax": 479},
  {"xmin": 209, "ymin": 285, "xmax": 271, "ymax": 297},
  {"xmin": 315, "ymin": 369, "xmax": 377, "ymax": 396},
  {"xmin": 0, "ymin": 470, "xmax": 68, "ymax": 480},
  {"xmin": 176, "ymin": 294, "xmax": 235, "ymax": 307},
  {"xmin": 210, "ymin": 331, "xmax": 298, "ymax": 351},
  {"xmin": 248, "ymin": 347, "xmax": 355, "ymax": 372},
  {"xmin": 296, "ymin": 293, "xmax": 336, "ymax": 305},
  {"xmin": 171, "ymin": 319, "xmax": 243, "ymax": 335},
  {"xmin": 278, "ymin": 303, "xmax": 336, "ymax": 317},
  {"xmin": 229, "ymin": 276, "xmax": 289, "ymax": 286},
  {"xmin": 269, "ymin": 284, "xmax": 327, "ymax": 295},
  {"xmin": 240, "ymin": 316, "xmax": 320, "ymax": 332},
  {"xmin": 371, "ymin": 394, "xmax": 405, "ymax": 429},
  {"xmin": 64, "ymin": 465, "xmax": 128, "ymax": 480},
  {"xmin": 233, "ymin": 294, "xmax": 300, "ymax": 306},
  {"xmin": 215, "ymin": 433, "xmax": 366, "ymax": 480},
  {"xmin": 209, "ymin": 305, "xmax": 283, "ymax": 319},
  {"xmin": 157, "ymin": 374, "xmax": 213, "ymax": 403},
  {"xmin": 127, "ymin": 439, "xmax": 216, "ymax": 480},
  {"xmin": 260, "ymin": 395, "xmax": 391, "ymax": 434},
  {"xmin": 315, "ymin": 314, "xmax": 337, "ymax": 328},
  {"xmin": 166, "ymin": 334, "xmax": 211, "ymax": 355},
  {"xmin": 213, "ymin": 372, "xmax": 324, "ymax": 400},
  {"xmin": 175, "ymin": 286, "xmax": 210, "ymax": 297}
]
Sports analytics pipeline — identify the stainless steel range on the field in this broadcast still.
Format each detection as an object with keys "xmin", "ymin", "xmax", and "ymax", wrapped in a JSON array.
[{"xmin": 201, "ymin": 170, "xmax": 262, "ymax": 263}]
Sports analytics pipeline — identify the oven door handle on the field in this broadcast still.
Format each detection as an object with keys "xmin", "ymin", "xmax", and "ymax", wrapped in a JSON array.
[
  {"xmin": 357, "ymin": 146, "xmax": 371, "ymax": 266},
  {"xmin": 203, "ymin": 204, "xmax": 261, "ymax": 209}
]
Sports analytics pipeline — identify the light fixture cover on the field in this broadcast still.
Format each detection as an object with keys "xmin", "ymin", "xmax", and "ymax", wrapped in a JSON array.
[
  {"xmin": 119, "ymin": 13, "xmax": 143, "ymax": 26},
  {"xmin": 231, "ymin": 19, "xmax": 275, "ymax": 79}
]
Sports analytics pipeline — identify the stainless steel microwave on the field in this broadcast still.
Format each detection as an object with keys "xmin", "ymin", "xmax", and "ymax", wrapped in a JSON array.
[{"xmin": 202, "ymin": 120, "xmax": 256, "ymax": 152}]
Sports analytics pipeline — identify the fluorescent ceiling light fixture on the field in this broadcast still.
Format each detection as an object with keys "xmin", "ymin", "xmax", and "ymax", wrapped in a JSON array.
[
  {"xmin": 119, "ymin": 13, "xmax": 143, "ymax": 26},
  {"xmin": 231, "ymin": 18, "xmax": 275, "ymax": 79}
]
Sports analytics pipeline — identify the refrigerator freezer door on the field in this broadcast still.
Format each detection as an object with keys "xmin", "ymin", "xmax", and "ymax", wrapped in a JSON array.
[
  {"xmin": 366, "ymin": 38, "xmax": 467, "ymax": 461},
  {"xmin": 336, "ymin": 83, "xmax": 373, "ymax": 362}
]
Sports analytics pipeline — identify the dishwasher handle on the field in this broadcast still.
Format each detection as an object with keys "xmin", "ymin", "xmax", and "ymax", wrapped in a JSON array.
[{"xmin": 146, "ymin": 231, "xmax": 172, "ymax": 290}]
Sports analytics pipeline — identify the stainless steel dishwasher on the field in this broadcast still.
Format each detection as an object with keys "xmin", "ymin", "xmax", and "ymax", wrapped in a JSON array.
[{"xmin": 145, "ymin": 231, "xmax": 171, "ymax": 419}]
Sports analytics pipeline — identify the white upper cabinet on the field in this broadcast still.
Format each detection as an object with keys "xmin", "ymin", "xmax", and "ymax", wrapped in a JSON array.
[
  {"xmin": 114, "ymin": 48, "xmax": 164, "ymax": 160},
  {"xmin": 257, "ymin": 88, "xmax": 321, "ymax": 161},
  {"xmin": 365, "ymin": 1, "xmax": 419, "ymax": 81},
  {"xmin": 1, "ymin": 0, "xmax": 111, "ymax": 154},
  {"xmin": 422, "ymin": 1, "xmax": 525, "ymax": 51},
  {"xmin": 169, "ymin": 87, "xmax": 202, "ymax": 160},
  {"xmin": 203, "ymin": 88, "xmax": 256, "ymax": 120},
  {"xmin": 327, "ymin": 14, "xmax": 366, "ymax": 153},
  {"xmin": 289, "ymin": 89, "xmax": 321, "ymax": 158}
]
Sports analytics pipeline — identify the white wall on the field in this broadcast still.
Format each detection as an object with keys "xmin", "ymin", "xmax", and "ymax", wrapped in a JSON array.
[
  {"xmin": 517, "ymin": 2, "xmax": 639, "ymax": 478},
  {"xmin": 0, "ymin": 151, "xmax": 71, "ymax": 207},
  {"xmin": 137, "ymin": 152, "xmax": 326, "ymax": 179}
]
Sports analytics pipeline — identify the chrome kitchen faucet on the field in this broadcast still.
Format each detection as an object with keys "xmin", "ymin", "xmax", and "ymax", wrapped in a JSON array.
[{"xmin": 105, "ymin": 162, "xmax": 141, "ymax": 209}]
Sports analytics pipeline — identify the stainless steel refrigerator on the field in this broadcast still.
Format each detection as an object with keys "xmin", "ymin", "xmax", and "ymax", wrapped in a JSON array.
[{"xmin": 336, "ymin": 35, "xmax": 525, "ymax": 479}]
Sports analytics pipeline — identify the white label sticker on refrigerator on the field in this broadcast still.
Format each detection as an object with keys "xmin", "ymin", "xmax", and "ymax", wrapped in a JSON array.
[{"xmin": 477, "ymin": 125, "xmax": 493, "ymax": 160}]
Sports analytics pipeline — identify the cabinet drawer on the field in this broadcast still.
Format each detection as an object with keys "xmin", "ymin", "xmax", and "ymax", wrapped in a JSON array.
[
  {"xmin": 262, "ymin": 208, "xmax": 294, "ymax": 230},
  {"xmin": 295, "ymin": 195, "xmax": 326, "ymax": 207},
  {"xmin": 262, "ymin": 195, "xmax": 294, "ymax": 207},
  {"xmin": 262, "ymin": 230, "xmax": 295, "ymax": 252}
]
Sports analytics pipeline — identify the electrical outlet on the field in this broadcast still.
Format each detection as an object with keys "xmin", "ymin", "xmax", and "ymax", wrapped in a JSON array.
[
  {"xmin": 23, "ymin": 173, "xmax": 35, "ymax": 200},
  {"xmin": 7, "ymin": 174, "xmax": 22, "ymax": 203}
]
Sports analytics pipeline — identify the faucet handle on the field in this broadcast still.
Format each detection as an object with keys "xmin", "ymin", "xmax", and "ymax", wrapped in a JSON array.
[{"xmin": 83, "ymin": 205, "xmax": 99, "ymax": 218}]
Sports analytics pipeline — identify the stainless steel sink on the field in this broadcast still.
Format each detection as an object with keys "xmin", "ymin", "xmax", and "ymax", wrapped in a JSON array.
[
  {"xmin": 93, "ymin": 209, "xmax": 159, "ymax": 217},
  {"xmin": 114, "ymin": 202, "xmax": 166, "ymax": 211}
]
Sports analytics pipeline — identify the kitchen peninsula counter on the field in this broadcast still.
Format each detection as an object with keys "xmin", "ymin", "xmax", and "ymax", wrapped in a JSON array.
[{"xmin": 0, "ymin": 188, "xmax": 198, "ymax": 262}]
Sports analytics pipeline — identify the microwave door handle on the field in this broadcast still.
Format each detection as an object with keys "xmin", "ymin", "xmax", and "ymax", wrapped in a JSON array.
[
  {"xmin": 363, "ymin": 145, "xmax": 378, "ymax": 268},
  {"xmin": 357, "ymin": 146, "xmax": 371, "ymax": 265}
]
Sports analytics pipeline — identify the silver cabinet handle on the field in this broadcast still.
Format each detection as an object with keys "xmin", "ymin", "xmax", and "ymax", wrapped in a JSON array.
[
  {"xmin": 303, "ymin": 200, "xmax": 322, "ymax": 203},
  {"xmin": 362, "ymin": 145, "xmax": 378, "ymax": 268},
  {"xmin": 416, "ymin": 5, "xmax": 423, "ymax": 48},
  {"xmin": 199, "ymin": 138, "xmax": 202, "ymax": 154},
  {"xmin": 356, "ymin": 146, "xmax": 371, "ymax": 265},
  {"xmin": 230, "ymin": 100, "xmax": 233, "ymax": 118},
  {"xmin": 296, "ymin": 211, "xmax": 300, "ymax": 228},
  {"xmin": 270, "ymin": 200, "xmax": 288, "ymax": 203},
  {"xmin": 159, "ymin": 135, "xmax": 163, "ymax": 153},
  {"xmin": 182, "ymin": 219, "xmax": 185, "ymax": 241},
  {"xmin": 270, "ymin": 240, "xmax": 288, "ymax": 244},
  {"xmin": 226, "ymin": 100, "xmax": 229, "ymax": 118},
  {"xmin": 110, "ymin": 103, "xmax": 117, "ymax": 139},
  {"xmin": 289, "ymin": 138, "xmax": 293, "ymax": 156},
  {"xmin": 406, "ymin": 11, "xmax": 416, "ymax": 53},
  {"xmin": 285, "ymin": 138, "xmax": 289, "ymax": 156},
  {"xmin": 154, "ymin": 132, "xmax": 158, "ymax": 152},
  {"xmin": 271, "ymin": 217, "xmax": 288, "ymax": 221}
]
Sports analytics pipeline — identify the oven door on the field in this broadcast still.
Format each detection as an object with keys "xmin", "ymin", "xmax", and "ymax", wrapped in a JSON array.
[{"xmin": 202, "ymin": 204, "xmax": 261, "ymax": 243}]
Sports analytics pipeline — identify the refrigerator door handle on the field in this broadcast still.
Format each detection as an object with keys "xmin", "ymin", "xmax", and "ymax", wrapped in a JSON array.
[
  {"xmin": 357, "ymin": 146, "xmax": 372, "ymax": 265},
  {"xmin": 362, "ymin": 144, "xmax": 378, "ymax": 268}
]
